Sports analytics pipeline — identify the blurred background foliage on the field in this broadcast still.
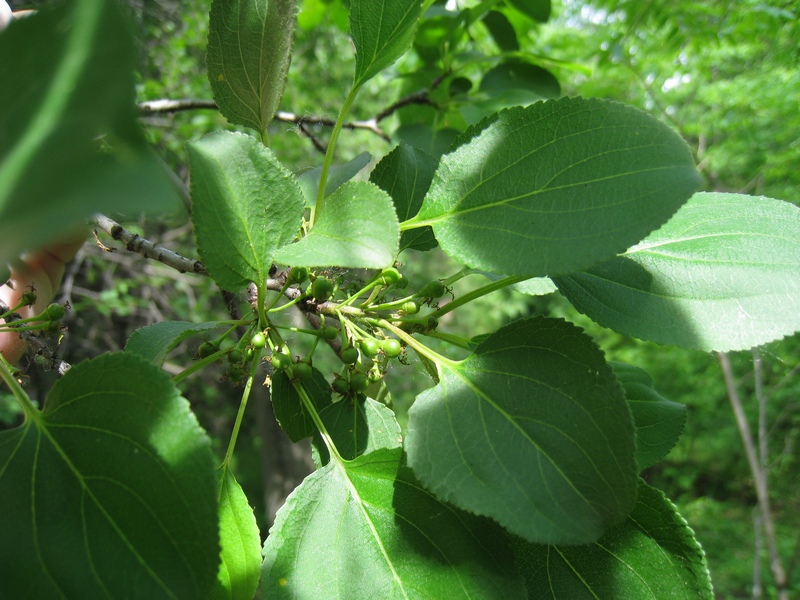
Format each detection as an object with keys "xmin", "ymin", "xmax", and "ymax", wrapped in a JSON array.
[{"xmin": 3, "ymin": 0, "xmax": 798, "ymax": 596}]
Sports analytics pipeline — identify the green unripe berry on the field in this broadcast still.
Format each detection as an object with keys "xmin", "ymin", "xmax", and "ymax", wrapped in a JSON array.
[
  {"xmin": 198, "ymin": 341, "xmax": 217, "ymax": 358},
  {"xmin": 419, "ymin": 280, "xmax": 445, "ymax": 299},
  {"xmin": 426, "ymin": 316, "xmax": 439, "ymax": 330},
  {"xmin": 360, "ymin": 338, "xmax": 380, "ymax": 357},
  {"xmin": 321, "ymin": 326, "xmax": 339, "ymax": 341},
  {"xmin": 288, "ymin": 266, "xmax": 309, "ymax": 284},
  {"xmin": 228, "ymin": 349, "xmax": 244, "ymax": 364},
  {"xmin": 42, "ymin": 303, "xmax": 65, "ymax": 321},
  {"xmin": 245, "ymin": 347, "xmax": 254, "ymax": 361},
  {"xmin": 378, "ymin": 267, "xmax": 400, "ymax": 285},
  {"xmin": 21, "ymin": 291, "xmax": 37, "ymax": 306},
  {"xmin": 400, "ymin": 300, "xmax": 419, "ymax": 315},
  {"xmin": 382, "ymin": 338, "xmax": 403, "ymax": 358},
  {"xmin": 271, "ymin": 352, "xmax": 291, "ymax": 371},
  {"xmin": 349, "ymin": 373, "xmax": 369, "ymax": 393},
  {"xmin": 331, "ymin": 377, "xmax": 350, "ymax": 395},
  {"xmin": 292, "ymin": 361, "xmax": 313, "ymax": 381},
  {"xmin": 251, "ymin": 332, "xmax": 267, "ymax": 349},
  {"xmin": 340, "ymin": 345, "xmax": 359, "ymax": 365},
  {"xmin": 311, "ymin": 277, "xmax": 334, "ymax": 301},
  {"xmin": 226, "ymin": 364, "xmax": 244, "ymax": 381},
  {"xmin": 394, "ymin": 276, "xmax": 409, "ymax": 290}
]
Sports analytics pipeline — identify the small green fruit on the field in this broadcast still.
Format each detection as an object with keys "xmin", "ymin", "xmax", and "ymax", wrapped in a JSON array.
[
  {"xmin": 292, "ymin": 361, "xmax": 313, "ymax": 381},
  {"xmin": 226, "ymin": 364, "xmax": 244, "ymax": 381},
  {"xmin": 271, "ymin": 352, "xmax": 291, "ymax": 371},
  {"xmin": 228, "ymin": 349, "xmax": 244, "ymax": 364},
  {"xmin": 382, "ymin": 338, "xmax": 403, "ymax": 358},
  {"xmin": 288, "ymin": 266, "xmax": 309, "ymax": 284},
  {"xmin": 332, "ymin": 377, "xmax": 350, "ymax": 395},
  {"xmin": 198, "ymin": 341, "xmax": 217, "ymax": 358},
  {"xmin": 360, "ymin": 338, "xmax": 380, "ymax": 357},
  {"xmin": 349, "ymin": 373, "xmax": 369, "ymax": 393},
  {"xmin": 42, "ymin": 303, "xmax": 65, "ymax": 321},
  {"xmin": 379, "ymin": 267, "xmax": 400, "ymax": 285},
  {"xmin": 400, "ymin": 300, "xmax": 419, "ymax": 315},
  {"xmin": 251, "ymin": 332, "xmax": 267, "ymax": 349},
  {"xmin": 311, "ymin": 277, "xmax": 334, "ymax": 301},
  {"xmin": 321, "ymin": 326, "xmax": 339, "ymax": 341},
  {"xmin": 419, "ymin": 280, "xmax": 445, "ymax": 299},
  {"xmin": 341, "ymin": 345, "xmax": 359, "ymax": 364}
]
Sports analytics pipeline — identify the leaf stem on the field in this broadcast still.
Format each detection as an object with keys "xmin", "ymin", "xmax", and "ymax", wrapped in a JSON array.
[
  {"xmin": 292, "ymin": 380, "xmax": 343, "ymax": 462},
  {"xmin": 430, "ymin": 275, "xmax": 526, "ymax": 319},
  {"xmin": 221, "ymin": 348, "xmax": 262, "ymax": 469},
  {"xmin": 373, "ymin": 318, "xmax": 458, "ymax": 370},
  {"xmin": 0, "ymin": 353, "xmax": 40, "ymax": 422},
  {"xmin": 312, "ymin": 84, "xmax": 361, "ymax": 224}
]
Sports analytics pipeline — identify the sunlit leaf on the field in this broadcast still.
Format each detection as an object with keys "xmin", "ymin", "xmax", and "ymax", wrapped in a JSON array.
[
  {"xmin": 188, "ymin": 131, "xmax": 304, "ymax": 291},
  {"xmin": 408, "ymin": 97, "xmax": 701, "ymax": 277},
  {"xmin": 0, "ymin": 354, "xmax": 219, "ymax": 598},
  {"xmin": 207, "ymin": 0, "xmax": 297, "ymax": 132},
  {"xmin": 406, "ymin": 316, "xmax": 638, "ymax": 544},
  {"xmin": 555, "ymin": 192, "xmax": 800, "ymax": 351},
  {"xmin": 351, "ymin": 0, "xmax": 425, "ymax": 87},
  {"xmin": 274, "ymin": 181, "xmax": 400, "ymax": 269},
  {"xmin": 210, "ymin": 468, "xmax": 261, "ymax": 600},
  {"xmin": 262, "ymin": 448, "xmax": 526, "ymax": 599}
]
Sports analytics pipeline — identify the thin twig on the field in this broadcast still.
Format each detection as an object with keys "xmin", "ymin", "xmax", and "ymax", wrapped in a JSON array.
[
  {"xmin": 93, "ymin": 214, "xmax": 208, "ymax": 276},
  {"xmin": 718, "ymin": 352, "xmax": 789, "ymax": 600}
]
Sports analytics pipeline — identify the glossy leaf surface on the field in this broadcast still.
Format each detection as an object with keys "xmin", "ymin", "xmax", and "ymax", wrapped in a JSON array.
[
  {"xmin": 351, "ymin": 0, "xmax": 425, "ymax": 87},
  {"xmin": 513, "ymin": 481, "xmax": 713, "ymax": 599},
  {"xmin": 0, "ymin": 354, "xmax": 219, "ymax": 599},
  {"xmin": 125, "ymin": 321, "xmax": 226, "ymax": 365},
  {"xmin": 188, "ymin": 131, "xmax": 304, "ymax": 291},
  {"xmin": 261, "ymin": 448, "xmax": 526, "ymax": 599},
  {"xmin": 410, "ymin": 97, "xmax": 701, "ymax": 277},
  {"xmin": 406, "ymin": 316, "xmax": 638, "ymax": 544},
  {"xmin": 370, "ymin": 142, "xmax": 438, "ymax": 252},
  {"xmin": 210, "ymin": 468, "xmax": 261, "ymax": 600},
  {"xmin": 274, "ymin": 181, "xmax": 400, "ymax": 269},
  {"xmin": 556, "ymin": 192, "xmax": 800, "ymax": 351},
  {"xmin": 611, "ymin": 362, "xmax": 686, "ymax": 470},
  {"xmin": 207, "ymin": 0, "xmax": 296, "ymax": 132},
  {"xmin": 0, "ymin": 0, "xmax": 177, "ymax": 263}
]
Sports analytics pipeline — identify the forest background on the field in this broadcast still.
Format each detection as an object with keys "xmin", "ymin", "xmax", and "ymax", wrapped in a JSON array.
[{"xmin": 1, "ymin": 0, "xmax": 798, "ymax": 597}]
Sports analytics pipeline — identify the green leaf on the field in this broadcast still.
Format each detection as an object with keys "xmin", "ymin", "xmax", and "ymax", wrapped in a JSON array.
[
  {"xmin": 313, "ymin": 395, "xmax": 403, "ymax": 466},
  {"xmin": 210, "ymin": 467, "xmax": 261, "ymax": 600},
  {"xmin": 555, "ymin": 192, "xmax": 800, "ymax": 351},
  {"xmin": 125, "ymin": 321, "xmax": 227, "ymax": 365},
  {"xmin": 207, "ymin": 0, "xmax": 297, "ymax": 132},
  {"xmin": 409, "ymin": 97, "xmax": 701, "ymax": 277},
  {"xmin": 262, "ymin": 448, "xmax": 526, "ymax": 599},
  {"xmin": 405, "ymin": 316, "xmax": 638, "ymax": 545},
  {"xmin": 393, "ymin": 124, "xmax": 460, "ymax": 158},
  {"xmin": 611, "ymin": 362, "xmax": 686, "ymax": 470},
  {"xmin": 0, "ymin": 0, "xmax": 177, "ymax": 264},
  {"xmin": 351, "ymin": 0, "xmax": 426, "ymax": 88},
  {"xmin": 483, "ymin": 10, "xmax": 519, "ymax": 51},
  {"xmin": 477, "ymin": 61, "xmax": 561, "ymax": 107},
  {"xmin": 512, "ymin": 481, "xmax": 713, "ymax": 599},
  {"xmin": 274, "ymin": 181, "xmax": 400, "ymax": 269},
  {"xmin": 505, "ymin": 0, "xmax": 550, "ymax": 22},
  {"xmin": 479, "ymin": 271, "xmax": 557, "ymax": 296},
  {"xmin": 297, "ymin": 151, "xmax": 372, "ymax": 206},
  {"xmin": 370, "ymin": 143, "xmax": 438, "ymax": 252},
  {"xmin": 188, "ymin": 131, "xmax": 304, "ymax": 291},
  {"xmin": 0, "ymin": 353, "xmax": 219, "ymax": 598},
  {"xmin": 271, "ymin": 367, "xmax": 332, "ymax": 442}
]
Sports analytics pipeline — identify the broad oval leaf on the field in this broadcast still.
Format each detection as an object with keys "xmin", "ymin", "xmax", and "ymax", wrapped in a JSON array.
[
  {"xmin": 0, "ymin": 0, "xmax": 177, "ymax": 263},
  {"xmin": 210, "ymin": 468, "xmax": 261, "ymax": 600},
  {"xmin": 370, "ymin": 143, "xmax": 438, "ymax": 252},
  {"xmin": 0, "ymin": 353, "xmax": 219, "ymax": 599},
  {"xmin": 351, "ymin": 0, "xmax": 425, "ymax": 88},
  {"xmin": 125, "ymin": 321, "xmax": 227, "ymax": 365},
  {"xmin": 555, "ymin": 192, "xmax": 800, "ymax": 351},
  {"xmin": 261, "ymin": 448, "xmax": 527, "ymax": 599},
  {"xmin": 408, "ymin": 97, "xmax": 701, "ymax": 277},
  {"xmin": 207, "ymin": 0, "xmax": 297, "ymax": 132},
  {"xmin": 512, "ymin": 481, "xmax": 713, "ymax": 599},
  {"xmin": 297, "ymin": 151, "xmax": 371, "ymax": 206},
  {"xmin": 274, "ymin": 181, "xmax": 400, "ymax": 269},
  {"xmin": 188, "ymin": 131, "xmax": 304, "ymax": 291},
  {"xmin": 405, "ymin": 316, "xmax": 638, "ymax": 545},
  {"xmin": 611, "ymin": 362, "xmax": 686, "ymax": 470}
]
